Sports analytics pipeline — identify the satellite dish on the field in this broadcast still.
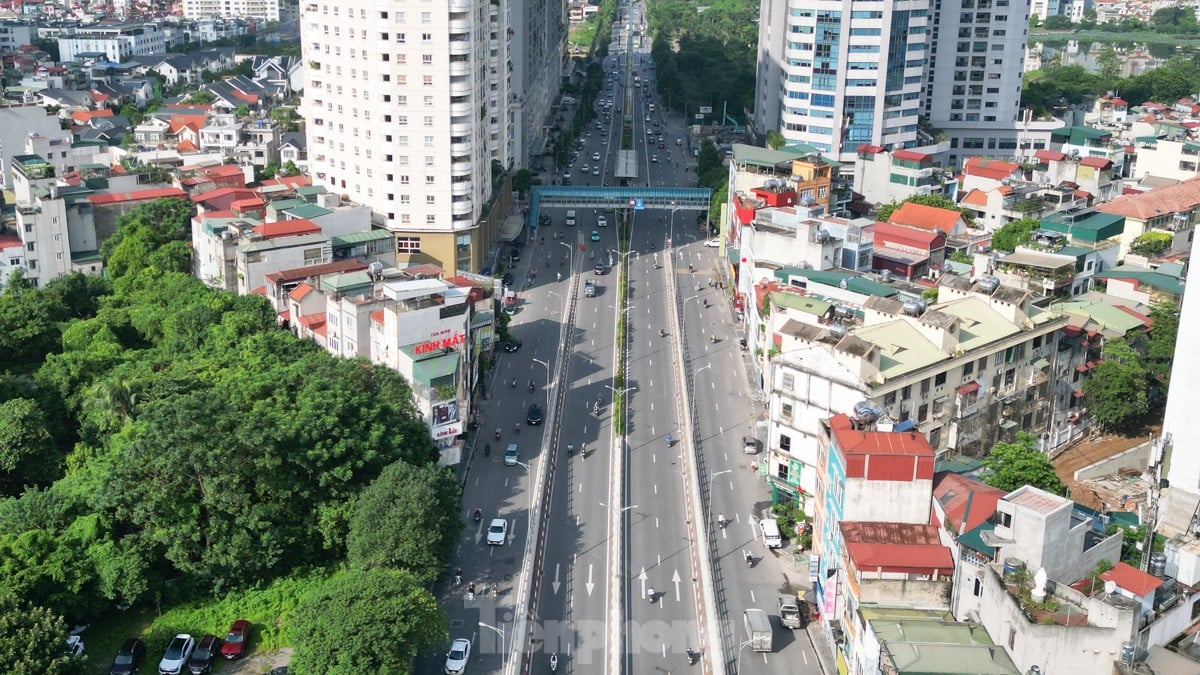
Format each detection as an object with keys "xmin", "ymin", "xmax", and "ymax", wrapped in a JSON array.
[{"xmin": 1104, "ymin": 580, "xmax": 1117, "ymax": 595}]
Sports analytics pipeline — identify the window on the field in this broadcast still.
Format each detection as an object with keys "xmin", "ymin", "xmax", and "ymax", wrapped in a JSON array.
[
  {"xmin": 423, "ymin": 54, "xmax": 433, "ymax": 64},
  {"xmin": 781, "ymin": 373, "xmax": 795, "ymax": 391},
  {"xmin": 303, "ymin": 247, "xmax": 324, "ymax": 262},
  {"xmin": 781, "ymin": 402, "xmax": 794, "ymax": 420},
  {"xmin": 884, "ymin": 391, "xmax": 896, "ymax": 406},
  {"xmin": 779, "ymin": 434, "xmax": 792, "ymax": 452},
  {"xmin": 918, "ymin": 403, "xmax": 928, "ymax": 421},
  {"xmin": 963, "ymin": 361, "xmax": 974, "ymax": 377},
  {"xmin": 426, "ymin": 195, "xmax": 435, "ymax": 204},
  {"xmin": 901, "ymin": 385, "xmax": 911, "ymax": 400},
  {"xmin": 934, "ymin": 372, "xmax": 947, "ymax": 386},
  {"xmin": 26, "ymin": 242, "xmax": 34, "ymax": 251},
  {"xmin": 397, "ymin": 237, "xmax": 421, "ymax": 253},
  {"xmin": 776, "ymin": 462, "xmax": 790, "ymax": 480}
]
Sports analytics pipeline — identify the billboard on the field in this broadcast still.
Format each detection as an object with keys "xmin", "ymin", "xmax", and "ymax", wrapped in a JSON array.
[{"xmin": 431, "ymin": 399, "xmax": 460, "ymax": 426}]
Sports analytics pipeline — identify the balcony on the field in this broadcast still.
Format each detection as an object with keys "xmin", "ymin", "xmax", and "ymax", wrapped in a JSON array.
[
  {"xmin": 451, "ymin": 198, "xmax": 474, "ymax": 216},
  {"xmin": 450, "ymin": 117, "xmax": 472, "ymax": 135},
  {"xmin": 449, "ymin": 57, "xmax": 470, "ymax": 77},
  {"xmin": 451, "ymin": 158, "xmax": 473, "ymax": 177},
  {"xmin": 451, "ymin": 178, "xmax": 472, "ymax": 196},
  {"xmin": 448, "ymin": 0, "xmax": 470, "ymax": 10},
  {"xmin": 449, "ymin": 38, "xmax": 471, "ymax": 56},
  {"xmin": 449, "ymin": 97, "xmax": 473, "ymax": 116},
  {"xmin": 451, "ymin": 138, "xmax": 472, "ymax": 154},
  {"xmin": 448, "ymin": 17, "xmax": 471, "ymax": 32}
]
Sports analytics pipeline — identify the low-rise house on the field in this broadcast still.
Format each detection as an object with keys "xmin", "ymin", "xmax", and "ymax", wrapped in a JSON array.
[
  {"xmin": 871, "ymin": 221, "xmax": 946, "ymax": 281},
  {"xmin": 853, "ymin": 608, "xmax": 1019, "ymax": 675},
  {"xmin": 1095, "ymin": 265, "xmax": 1186, "ymax": 306},
  {"xmin": 1029, "ymin": 150, "xmax": 1120, "ymax": 202},
  {"xmin": 198, "ymin": 113, "xmax": 242, "ymax": 156},
  {"xmin": 1130, "ymin": 137, "xmax": 1200, "ymax": 183},
  {"xmin": 887, "ymin": 201, "xmax": 969, "ymax": 238},
  {"xmin": 1097, "ymin": 175, "xmax": 1200, "ymax": 260},
  {"xmin": 960, "ymin": 157, "xmax": 1022, "ymax": 195},
  {"xmin": 250, "ymin": 55, "xmax": 302, "ymax": 95},
  {"xmin": 278, "ymin": 132, "xmax": 307, "ymax": 173},
  {"xmin": 853, "ymin": 145, "xmax": 950, "ymax": 207}
]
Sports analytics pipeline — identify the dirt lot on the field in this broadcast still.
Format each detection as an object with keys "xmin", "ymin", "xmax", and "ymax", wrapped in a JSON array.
[
  {"xmin": 222, "ymin": 647, "xmax": 291, "ymax": 673},
  {"xmin": 1051, "ymin": 425, "xmax": 1159, "ymax": 510}
]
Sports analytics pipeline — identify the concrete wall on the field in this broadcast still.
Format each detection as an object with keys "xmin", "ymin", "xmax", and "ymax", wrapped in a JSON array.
[
  {"xmin": 1074, "ymin": 441, "xmax": 1152, "ymax": 482},
  {"xmin": 856, "ymin": 577, "xmax": 953, "ymax": 610},
  {"xmin": 1140, "ymin": 593, "xmax": 1200, "ymax": 650},
  {"xmin": 845, "ymin": 478, "xmax": 934, "ymax": 524},
  {"xmin": 978, "ymin": 565, "xmax": 1133, "ymax": 675}
]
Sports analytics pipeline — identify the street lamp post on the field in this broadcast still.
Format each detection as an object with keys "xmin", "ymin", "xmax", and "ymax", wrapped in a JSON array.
[
  {"xmin": 708, "ymin": 469, "xmax": 732, "ymax": 493},
  {"xmin": 532, "ymin": 358, "xmax": 552, "ymax": 388},
  {"xmin": 559, "ymin": 241, "xmax": 573, "ymax": 269},
  {"xmin": 734, "ymin": 638, "xmax": 754, "ymax": 673},
  {"xmin": 478, "ymin": 621, "xmax": 507, "ymax": 661}
]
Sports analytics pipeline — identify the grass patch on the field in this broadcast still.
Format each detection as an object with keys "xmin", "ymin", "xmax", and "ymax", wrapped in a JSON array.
[{"xmin": 85, "ymin": 570, "xmax": 330, "ymax": 674}]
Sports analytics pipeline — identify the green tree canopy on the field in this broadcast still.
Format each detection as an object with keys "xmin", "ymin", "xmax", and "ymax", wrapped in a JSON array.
[
  {"xmin": 765, "ymin": 130, "xmax": 785, "ymax": 150},
  {"xmin": 346, "ymin": 461, "xmax": 462, "ymax": 581},
  {"xmin": 0, "ymin": 592, "xmax": 81, "ymax": 675},
  {"xmin": 289, "ymin": 568, "xmax": 446, "ymax": 675},
  {"xmin": 0, "ymin": 398, "xmax": 59, "ymax": 496},
  {"xmin": 100, "ymin": 198, "xmax": 194, "ymax": 281},
  {"xmin": 991, "ymin": 217, "xmax": 1041, "ymax": 252},
  {"xmin": 982, "ymin": 432, "xmax": 1065, "ymax": 495},
  {"xmin": 1145, "ymin": 301, "xmax": 1180, "ymax": 388},
  {"xmin": 1082, "ymin": 338, "xmax": 1149, "ymax": 431}
]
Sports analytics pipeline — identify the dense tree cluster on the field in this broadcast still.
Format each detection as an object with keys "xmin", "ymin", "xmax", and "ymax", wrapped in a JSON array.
[
  {"xmin": 982, "ymin": 433, "xmax": 1066, "ymax": 495},
  {"xmin": 0, "ymin": 199, "xmax": 459, "ymax": 671},
  {"xmin": 1023, "ymin": 57, "xmax": 1200, "ymax": 118},
  {"xmin": 1081, "ymin": 302, "xmax": 1180, "ymax": 431}
]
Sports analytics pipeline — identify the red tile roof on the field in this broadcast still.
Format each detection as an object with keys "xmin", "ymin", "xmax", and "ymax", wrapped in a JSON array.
[
  {"xmin": 888, "ymin": 202, "xmax": 963, "ymax": 232},
  {"xmin": 259, "ymin": 174, "xmax": 312, "ymax": 189},
  {"xmin": 288, "ymin": 283, "xmax": 315, "ymax": 302},
  {"xmin": 891, "ymin": 149, "xmax": 931, "ymax": 163},
  {"xmin": 857, "ymin": 144, "xmax": 886, "ymax": 155},
  {"xmin": 1101, "ymin": 562, "xmax": 1163, "ymax": 598},
  {"xmin": 265, "ymin": 260, "xmax": 367, "ymax": 284},
  {"xmin": 1079, "ymin": 157, "xmax": 1112, "ymax": 169},
  {"xmin": 1034, "ymin": 149, "xmax": 1067, "ymax": 162},
  {"xmin": 842, "ymin": 522, "xmax": 954, "ymax": 575},
  {"xmin": 0, "ymin": 235, "xmax": 23, "ymax": 249},
  {"xmin": 1098, "ymin": 176, "xmax": 1200, "ymax": 220},
  {"xmin": 873, "ymin": 221, "xmax": 946, "ymax": 247},
  {"xmin": 70, "ymin": 108, "xmax": 113, "ymax": 124},
  {"xmin": 169, "ymin": 114, "xmax": 207, "ymax": 134},
  {"xmin": 175, "ymin": 139, "xmax": 198, "ymax": 152},
  {"xmin": 192, "ymin": 186, "xmax": 257, "ymax": 207},
  {"xmin": 960, "ymin": 189, "xmax": 988, "ymax": 207},
  {"xmin": 964, "ymin": 157, "xmax": 1020, "ymax": 181},
  {"xmin": 933, "ymin": 473, "xmax": 1007, "ymax": 534},
  {"xmin": 251, "ymin": 219, "xmax": 322, "ymax": 239},
  {"xmin": 299, "ymin": 313, "xmax": 326, "ymax": 328},
  {"xmin": 841, "ymin": 521, "xmax": 942, "ymax": 545},
  {"xmin": 87, "ymin": 187, "xmax": 187, "ymax": 205},
  {"xmin": 828, "ymin": 414, "xmax": 935, "ymax": 482}
]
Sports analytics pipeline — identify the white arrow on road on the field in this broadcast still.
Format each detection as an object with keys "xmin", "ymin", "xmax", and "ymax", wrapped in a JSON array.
[
  {"xmin": 638, "ymin": 566, "xmax": 648, "ymax": 602},
  {"xmin": 586, "ymin": 564, "xmax": 596, "ymax": 596},
  {"xmin": 672, "ymin": 569, "xmax": 682, "ymax": 602},
  {"xmin": 552, "ymin": 564, "xmax": 561, "ymax": 595},
  {"xmin": 474, "ymin": 520, "xmax": 483, "ymax": 545}
]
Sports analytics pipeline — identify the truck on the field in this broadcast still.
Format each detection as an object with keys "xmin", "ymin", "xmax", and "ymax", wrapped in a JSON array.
[
  {"xmin": 743, "ymin": 608, "xmax": 773, "ymax": 652},
  {"xmin": 778, "ymin": 595, "xmax": 803, "ymax": 629}
]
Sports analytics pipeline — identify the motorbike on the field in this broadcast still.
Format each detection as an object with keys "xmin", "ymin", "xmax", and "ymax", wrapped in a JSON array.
[
  {"xmin": 550, "ymin": 653, "xmax": 559, "ymax": 672},
  {"xmin": 528, "ymin": 381, "xmax": 535, "ymax": 393},
  {"xmin": 593, "ymin": 402, "xmax": 600, "ymax": 415},
  {"xmin": 717, "ymin": 514, "xmax": 727, "ymax": 529},
  {"xmin": 513, "ymin": 423, "xmax": 521, "ymax": 435},
  {"xmin": 647, "ymin": 588, "xmax": 656, "ymax": 604},
  {"xmin": 484, "ymin": 444, "xmax": 491, "ymax": 457},
  {"xmin": 473, "ymin": 508, "xmax": 482, "ymax": 523},
  {"xmin": 745, "ymin": 551, "xmax": 754, "ymax": 567},
  {"xmin": 495, "ymin": 428, "xmax": 502, "ymax": 440},
  {"xmin": 709, "ymin": 335, "xmax": 717, "ymax": 344},
  {"xmin": 511, "ymin": 378, "xmax": 517, "ymax": 388},
  {"xmin": 659, "ymin": 329, "xmax": 666, "ymax": 338},
  {"xmin": 666, "ymin": 434, "xmax": 673, "ymax": 446},
  {"xmin": 686, "ymin": 648, "xmax": 697, "ymax": 665}
]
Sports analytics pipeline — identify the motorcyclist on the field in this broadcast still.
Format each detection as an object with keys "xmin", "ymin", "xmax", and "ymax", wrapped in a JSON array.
[
  {"xmin": 666, "ymin": 433, "xmax": 673, "ymax": 446},
  {"xmin": 528, "ymin": 380, "xmax": 535, "ymax": 392},
  {"xmin": 717, "ymin": 513, "xmax": 726, "ymax": 528},
  {"xmin": 473, "ymin": 508, "xmax": 482, "ymax": 521},
  {"xmin": 514, "ymin": 422, "xmax": 521, "ymax": 434},
  {"xmin": 647, "ymin": 587, "xmax": 655, "ymax": 602}
]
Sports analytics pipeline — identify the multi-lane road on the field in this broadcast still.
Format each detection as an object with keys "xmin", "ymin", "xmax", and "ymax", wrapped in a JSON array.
[{"xmin": 419, "ymin": 3, "xmax": 827, "ymax": 674}]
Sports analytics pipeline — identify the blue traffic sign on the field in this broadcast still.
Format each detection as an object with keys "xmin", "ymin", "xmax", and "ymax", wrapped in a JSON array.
[{"xmin": 635, "ymin": 198, "xmax": 644, "ymax": 210}]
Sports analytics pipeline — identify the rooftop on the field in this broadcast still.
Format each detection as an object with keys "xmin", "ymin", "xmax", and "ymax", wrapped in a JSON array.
[
  {"xmin": 252, "ymin": 219, "xmax": 322, "ymax": 239},
  {"xmin": 888, "ymin": 202, "xmax": 964, "ymax": 233},
  {"xmin": 1100, "ymin": 562, "xmax": 1164, "ymax": 598},
  {"xmin": 964, "ymin": 157, "xmax": 1021, "ymax": 181},
  {"xmin": 731, "ymin": 142, "xmax": 822, "ymax": 169},
  {"xmin": 1007, "ymin": 484, "xmax": 1070, "ymax": 515},
  {"xmin": 934, "ymin": 472, "xmax": 1008, "ymax": 535},
  {"xmin": 1098, "ymin": 176, "xmax": 1200, "ymax": 220},
  {"xmin": 1054, "ymin": 300, "xmax": 1148, "ymax": 336},
  {"xmin": 862, "ymin": 607, "xmax": 1020, "ymax": 675},
  {"xmin": 1096, "ymin": 267, "xmax": 1186, "ymax": 297},
  {"xmin": 774, "ymin": 267, "xmax": 898, "ymax": 297},
  {"xmin": 854, "ymin": 320, "xmax": 948, "ymax": 379}
]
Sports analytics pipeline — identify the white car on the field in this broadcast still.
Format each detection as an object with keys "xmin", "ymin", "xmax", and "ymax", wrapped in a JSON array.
[
  {"xmin": 580, "ymin": 164, "xmax": 590, "ymax": 173},
  {"xmin": 597, "ymin": 215, "xmax": 607, "ymax": 227},
  {"xmin": 592, "ymin": 166, "xmax": 600, "ymax": 176},
  {"xmin": 487, "ymin": 518, "xmax": 508, "ymax": 545},
  {"xmin": 651, "ymin": 155, "xmax": 658, "ymax": 163},
  {"xmin": 705, "ymin": 238, "xmax": 720, "ymax": 248},
  {"xmin": 592, "ymin": 152, "xmax": 601, "ymax": 161},
  {"xmin": 158, "ymin": 634, "xmax": 195, "ymax": 675},
  {"xmin": 444, "ymin": 638, "xmax": 471, "ymax": 674}
]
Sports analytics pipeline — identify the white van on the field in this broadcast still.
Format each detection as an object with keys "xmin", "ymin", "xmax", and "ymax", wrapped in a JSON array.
[
  {"xmin": 760, "ymin": 518, "xmax": 782, "ymax": 549},
  {"xmin": 565, "ymin": 209, "xmax": 577, "ymax": 226}
]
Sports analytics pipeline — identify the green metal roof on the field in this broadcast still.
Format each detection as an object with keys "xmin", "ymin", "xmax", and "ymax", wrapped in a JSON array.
[
  {"xmin": 295, "ymin": 185, "xmax": 328, "ymax": 197},
  {"xmin": 1097, "ymin": 268, "xmax": 1185, "ymax": 297},
  {"xmin": 409, "ymin": 351, "xmax": 459, "ymax": 383},
  {"xmin": 283, "ymin": 203, "xmax": 333, "ymax": 219},
  {"xmin": 771, "ymin": 292, "xmax": 832, "ymax": 317},
  {"xmin": 730, "ymin": 142, "xmax": 817, "ymax": 168},
  {"xmin": 70, "ymin": 250, "xmax": 102, "ymax": 263},
  {"xmin": 319, "ymin": 271, "xmax": 373, "ymax": 294},
  {"xmin": 1051, "ymin": 125, "xmax": 1111, "ymax": 142},
  {"xmin": 958, "ymin": 521, "xmax": 995, "ymax": 556},
  {"xmin": 332, "ymin": 229, "xmax": 394, "ymax": 246},
  {"xmin": 1053, "ymin": 301, "xmax": 1146, "ymax": 335},
  {"xmin": 1134, "ymin": 136, "xmax": 1159, "ymax": 144},
  {"xmin": 935, "ymin": 455, "xmax": 983, "ymax": 475},
  {"xmin": 1039, "ymin": 210, "xmax": 1125, "ymax": 243},
  {"xmin": 774, "ymin": 267, "xmax": 899, "ymax": 297},
  {"xmin": 863, "ymin": 607, "xmax": 1019, "ymax": 675},
  {"xmin": 266, "ymin": 197, "xmax": 306, "ymax": 212}
]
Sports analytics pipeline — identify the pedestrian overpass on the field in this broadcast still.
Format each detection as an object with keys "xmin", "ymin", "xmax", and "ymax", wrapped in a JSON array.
[{"xmin": 527, "ymin": 186, "xmax": 713, "ymax": 231}]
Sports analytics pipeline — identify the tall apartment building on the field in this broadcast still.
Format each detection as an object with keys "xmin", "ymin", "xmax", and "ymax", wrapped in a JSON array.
[
  {"xmin": 302, "ymin": 0, "xmax": 555, "ymax": 272},
  {"xmin": 753, "ymin": 0, "xmax": 930, "ymax": 163},
  {"xmin": 754, "ymin": 0, "xmax": 1046, "ymax": 168},
  {"xmin": 182, "ymin": 0, "xmax": 281, "ymax": 22}
]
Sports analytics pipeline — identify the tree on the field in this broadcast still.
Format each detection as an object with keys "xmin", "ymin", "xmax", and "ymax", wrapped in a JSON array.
[
  {"xmin": 282, "ymin": 160, "xmax": 300, "ymax": 176},
  {"xmin": 1082, "ymin": 338, "xmax": 1149, "ymax": 431},
  {"xmin": 991, "ymin": 217, "xmax": 1040, "ymax": 252},
  {"xmin": 1096, "ymin": 48, "xmax": 1121, "ymax": 80},
  {"xmin": 289, "ymin": 569, "xmax": 446, "ymax": 675},
  {"xmin": 765, "ymin": 130, "xmax": 785, "ymax": 150},
  {"xmin": 1145, "ymin": 301, "xmax": 1180, "ymax": 387},
  {"xmin": 347, "ymin": 461, "xmax": 461, "ymax": 581},
  {"xmin": 982, "ymin": 432, "xmax": 1065, "ymax": 495},
  {"xmin": 512, "ymin": 168, "xmax": 533, "ymax": 196},
  {"xmin": 100, "ymin": 198, "xmax": 195, "ymax": 280},
  {"xmin": 0, "ymin": 592, "xmax": 80, "ymax": 674},
  {"xmin": 1043, "ymin": 14, "xmax": 1074, "ymax": 30},
  {"xmin": 0, "ymin": 398, "xmax": 59, "ymax": 496}
]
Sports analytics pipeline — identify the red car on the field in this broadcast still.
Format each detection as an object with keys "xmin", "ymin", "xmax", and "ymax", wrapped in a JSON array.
[{"xmin": 219, "ymin": 620, "xmax": 250, "ymax": 659}]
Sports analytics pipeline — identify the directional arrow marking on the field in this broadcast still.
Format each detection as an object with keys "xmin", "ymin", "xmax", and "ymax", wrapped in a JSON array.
[
  {"xmin": 637, "ymin": 566, "xmax": 648, "ymax": 601},
  {"xmin": 552, "ymin": 563, "xmax": 561, "ymax": 595},
  {"xmin": 586, "ymin": 564, "xmax": 596, "ymax": 596},
  {"xmin": 672, "ymin": 569, "xmax": 682, "ymax": 602}
]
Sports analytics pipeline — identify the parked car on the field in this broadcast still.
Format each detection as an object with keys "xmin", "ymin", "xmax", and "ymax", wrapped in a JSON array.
[
  {"xmin": 186, "ymin": 635, "xmax": 220, "ymax": 675},
  {"xmin": 705, "ymin": 238, "xmax": 720, "ymax": 248},
  {"xmin": 444, "ymin": 638, "xmax": 472, "ymax": 674},
  {"xmin": 109, "ymin": 637, "xmax": 146, "ymax": 675},
  {"xmin": 487, "ymin": 518, "xmax": 508, "ymax": 545},
  {"xmin": 158, "ymin": 634, "xmax": 195, "ymax": 675},
  {"xmin": 220, "ymin": 620, "xmax": 250, "ymax": 660}
]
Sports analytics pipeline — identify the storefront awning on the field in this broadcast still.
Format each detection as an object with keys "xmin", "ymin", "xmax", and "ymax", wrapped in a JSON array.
[
  {"xmin": 956, "ymin": 381, "xmax": 980, "ymax": 395},
  {"xmin": 412, "ymin": 351, "xmax": 460, "ymax": 383}
]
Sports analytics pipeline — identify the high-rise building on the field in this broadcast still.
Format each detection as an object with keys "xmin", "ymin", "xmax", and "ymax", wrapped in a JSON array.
[
  {"xmin": 754, "ymin": 0, "xmax": 1040, "ymax": 169},
  {"xmin": 181, "ymin": 0, "xmax": 281, "ymax": 22},
  {"xmin": 301, "ymin": 0, "xmax": 562, "ymax": 273},
  {"xmin": 753, "ymin": 0, "xmax": 929, "ymax": 164}
]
